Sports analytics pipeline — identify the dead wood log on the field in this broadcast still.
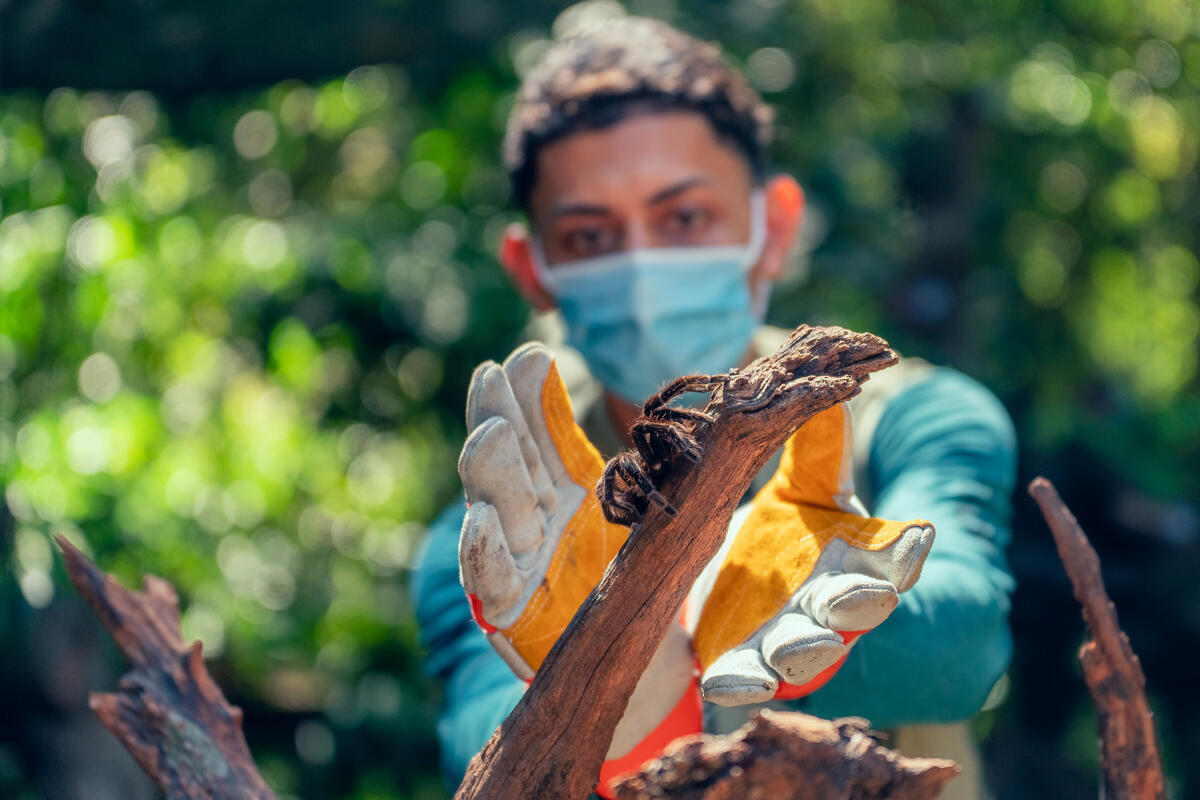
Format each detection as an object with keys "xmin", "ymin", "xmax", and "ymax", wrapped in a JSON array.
[
  {"xmin": 613, "ymin": 711, "xmax": 959, "ymax": 800},
  {"xmin": 1028, "ymin": 477, "xmax": 1165, "ymax": 800},
  {"xmin": 456, "ymin": 324, "xmax": 899, "ymax": 800},
  {"xmin": 55, "ymin": 535, "xmax": 277, "ymax": 800}
]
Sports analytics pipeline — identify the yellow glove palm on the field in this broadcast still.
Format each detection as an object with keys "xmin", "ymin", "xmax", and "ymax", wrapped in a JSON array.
[{"xmin": 689, "ymin": 402, "xmax": 935, "ymax": 705}]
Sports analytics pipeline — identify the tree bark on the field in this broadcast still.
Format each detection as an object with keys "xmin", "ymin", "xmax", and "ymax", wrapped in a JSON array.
[
  {"xmin": 613, "ymin": 711, "xmax": 958, "ymax": 800},
  {"xmin": 56, "ymin": 535, "xmax": 277, "ymax": 800},
  {"xmin": 455, "ymin": 324, "xmax": 899, "ymax": 800},
  {"xmin": 1028, "ymin": 477, "xmax": 1165, "ymax": 800}
]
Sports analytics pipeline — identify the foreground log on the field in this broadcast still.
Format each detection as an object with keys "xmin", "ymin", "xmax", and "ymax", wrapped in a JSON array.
[
  {"xmin": 1028, "ymin": 478, "xmax": 1165, "ymax": 800},
  {"xmin": 456, "ymin": 325, "xmax": 899, "ymax": 800},
  {"xmin": 613, "ymin": 711, "xmax": 959, "ymax": 800},
  {"xmin": 56, "ymin": 535, "xmax": 276, "ymax": 800}
]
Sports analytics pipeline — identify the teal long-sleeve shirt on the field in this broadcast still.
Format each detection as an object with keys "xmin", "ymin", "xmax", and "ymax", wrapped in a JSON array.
[{"xmin": 411, "ymin": 366, "xmax": 1017, "ymax": 787}]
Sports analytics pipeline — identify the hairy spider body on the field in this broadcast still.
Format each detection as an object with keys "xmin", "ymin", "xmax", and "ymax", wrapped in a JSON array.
[{"xmin": 596, "ymin": 374, "xmax": 725, "ymax": 526}]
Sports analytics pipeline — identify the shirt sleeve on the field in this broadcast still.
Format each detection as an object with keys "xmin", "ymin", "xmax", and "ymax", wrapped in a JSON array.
[
  {"xmin": 411, "ymin": 499, "xmax": 526, "ymax": 786},
  {"xmin": 799, "ymin": 367, "xmax": 1017, "ymax": 726}
]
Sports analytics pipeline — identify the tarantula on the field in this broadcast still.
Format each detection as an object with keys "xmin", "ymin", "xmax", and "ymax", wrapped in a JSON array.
[{"xmin": 596, "ymin": 373, "xmax": 726, "ymax": 526}]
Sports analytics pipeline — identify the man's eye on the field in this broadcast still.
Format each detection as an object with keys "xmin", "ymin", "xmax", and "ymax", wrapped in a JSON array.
[
  {"xmin": 563, "ymin": 228, "xmax": 617, "ymax": 256},
  {"xmin": 666, "ymin": 207, "xmax": 711, "ymax": 236}
]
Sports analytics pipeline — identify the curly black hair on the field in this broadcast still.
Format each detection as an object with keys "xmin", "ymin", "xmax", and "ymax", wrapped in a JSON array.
[{"xmin": 503, "ymin": 16, "xmax": 774, "ymax": 211}]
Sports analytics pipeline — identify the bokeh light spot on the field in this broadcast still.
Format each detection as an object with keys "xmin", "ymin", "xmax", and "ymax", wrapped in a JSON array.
[
  {"xmin": 746, "ymin": 47, "xmax": 797, "ymax": 93},
  {"xmin": 233, "ymin": 110, "xmax": 279, "ymax": 160},
  {"xmin": 421, "ymin": 281, "xmax": 469, "ymax": 344},
  {"xmin": 1039, "ymin": 160, "xmax": 1089, "ymax": 213},
  {"xmin": 66, "ymin": 425, "xmax": 111, "ymax": 474},
  {"xmin": 83, "ymin": 115, "xmax": 136, "ymax": 168},
  {"xmin": 400, "ymin": 161, "xmax": 446, "ymax": 210},
  {"xmin": 295, "ymin": 720, "xmax": 336, "ymax": 766},
  {"xmin": 1102, "ymin": 170, "xmax": 1160, "ymax": 228},
  {"xmin": 243, "ymin": 220, "xmax": 288, "ymax": 271},
  {"xmin": 78, "ymin": 352, "xmax": 122, "ymax": 403},
  {"xmin": 19, "ymin": 569, "xmax": 54, "ymax": 608},
  {"xmin": 1107, "ymin": 69, "xmax": 1152, "ymax": 116},
  {"xmin": 67, "ymin": 215, "xmax": 118, "ymax": 271},
  {"xmin": 1019, "ymin": 247, "xmax": 1069, "ymax": 308},
  {"xmin": 1136, "ymin": 39, "xmax": 1181, "ymax": 87},
  {"xmin": 248, "ymin": 169, "xmax": 293, "ymax": 217}
]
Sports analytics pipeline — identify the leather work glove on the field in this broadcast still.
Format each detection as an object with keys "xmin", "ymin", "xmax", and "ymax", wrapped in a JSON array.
[
  {"xmin": 687, "ymin": 401, "xmax": 935, "ymax": 705},
  {"xmin": 457, "ymin": 343, "xmax": 701, "ymax": 798}
]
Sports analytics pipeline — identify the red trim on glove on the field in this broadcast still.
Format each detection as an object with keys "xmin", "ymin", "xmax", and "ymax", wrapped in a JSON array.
[
  {"xmin": 466, "ymin": 592, "xmax": 498, "ymax": 635},
  {"xmin": 772, "ymin": 629, "xmax": 867, "ymax": 700},
  {"xmin": 595, "ymin": 671, "xmax": 703, "ymax": 799}
]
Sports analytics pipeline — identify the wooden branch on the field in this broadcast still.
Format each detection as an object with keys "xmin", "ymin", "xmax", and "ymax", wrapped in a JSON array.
[
  {"xmin": 1028, "ymin": 477, "xmax": 1165, "ymax": 800},
  {"xmin": 56, "ymin": 535, "xmax": 277, "ymax": 800},
  {"xmin": 456, "ymin": 325, "xmax": 899, "ymax": 800},
  {"xmin": 613, "ymin": 710, "xmax": 959, "ymax": 800}
]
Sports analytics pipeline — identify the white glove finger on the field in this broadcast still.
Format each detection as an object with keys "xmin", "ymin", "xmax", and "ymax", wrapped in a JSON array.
[
  {"xmin": 700, "ymin": 644, "xmax": 778, "ymax": 707},
  {"xmin": 502, "ymin": 343, "xmax": 577, "ymax": 490},
  {"xmin": 458, "ymin": 416, "xmax": 545, "ymax": 558},
  {"xmin": 841, "ymin": 522, "xmax": 935, "ymax": 593},
  {"xmin": 458, "ymin": 502, "xmax": 523, "ymax": 623},
  {"xmin": 760, "ymin": 612, "xmax": 846, "ymax": 686},
  {"xmin": 466, "ymin": 360, "xmax": 557, "ymax": 513},
  {"xmin": 796, "ymin": 570, "xmax": 899, "ymax": 632}
]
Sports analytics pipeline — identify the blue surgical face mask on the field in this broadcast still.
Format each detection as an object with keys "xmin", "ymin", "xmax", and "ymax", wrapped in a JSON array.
[{"xmin": 532, "ymin": 191, "xmax": 768, "ymax": 405}]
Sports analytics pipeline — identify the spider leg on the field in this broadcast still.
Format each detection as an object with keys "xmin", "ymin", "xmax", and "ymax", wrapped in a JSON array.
[
  {"xmin": 629, "ymin": 423, "xmax": 660, "ymax": 470},
  {"xmin": 647, "ymin": 406, "xmax": 714, "ymax": 426},
  {"xmin": 662, "ymin": 425, "xmax": 702, "ymax": 464},
  {"xmin": 633, "ymin": 417, "xmax": 700, "ymax": 465},
  {"xmin": 643, "ymin": 374, "xmax": 723, "ymax": 417},
  {"xmin": 613, "ymin": 453, "xmax": 677, "ymax": 518},
  {"xmin": 723, "ymin": 379, "xmax": 776, "ymax": 412},
  {"xmin": 631, "ymin": 420, "xmax": 702, "ymax": 469}
]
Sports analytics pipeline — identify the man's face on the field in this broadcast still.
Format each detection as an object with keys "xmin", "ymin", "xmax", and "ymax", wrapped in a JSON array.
[
  {"xmin": 499, "ymin": 107, "xmax": 802, "ymax": 315},
  {"xmin": 528, "ymin": 110, "xmax": 756, "ymax": 265}
]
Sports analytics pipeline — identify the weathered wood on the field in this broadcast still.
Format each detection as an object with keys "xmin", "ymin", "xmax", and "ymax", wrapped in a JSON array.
[
  {"xmin": 455, "ymin": 325, "xmax": 899, "ymax": 800},
  {"xmin": 1028, "ymin": 477, "xmax": 1165, "ymax": 800},
  {"xmin": 613, "ymin": 710, "xmax": 959, "ymax": 800},
  {"xmin": 56, "ymin": 535, "xmax": 277, "ymax": 800}
]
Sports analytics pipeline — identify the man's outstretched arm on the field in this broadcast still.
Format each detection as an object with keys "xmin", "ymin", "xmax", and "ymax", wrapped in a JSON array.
[{"xmin": 801, "ymin": 367, "xmax": 1018, "ymax": 725}]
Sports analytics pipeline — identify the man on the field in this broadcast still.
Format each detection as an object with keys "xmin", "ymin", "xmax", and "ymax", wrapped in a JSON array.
[{"xmin": 412, "ymin": 16, "xmax": 1015, "ymax": 798}]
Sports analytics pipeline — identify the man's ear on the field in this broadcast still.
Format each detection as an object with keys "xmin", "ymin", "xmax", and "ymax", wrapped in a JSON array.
[
  {"xmin": 500, "ymin": 223, "xmax": 556, "ymax": 311},
  {"xmin": 754, "ymin": 174, "xmax": 805, "ymax": 284}
]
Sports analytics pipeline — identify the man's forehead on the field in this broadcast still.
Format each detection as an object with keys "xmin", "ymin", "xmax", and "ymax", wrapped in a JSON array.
[{"xmin": 528, "ymin": 110, "xmax": 753, "ymax": 217}]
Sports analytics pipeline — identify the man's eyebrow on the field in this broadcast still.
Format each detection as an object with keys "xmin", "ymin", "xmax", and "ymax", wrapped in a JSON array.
[
  {"xmin": 546, "ymin": 177, "xmax": 711, "ymax": 218},
  {"xmin": 646, "ymin": 176, "xmax": 711, "ymax": 206},
  {"xmin": 549, "ymin": 201, "xmax": 612, "ymax": 219}
]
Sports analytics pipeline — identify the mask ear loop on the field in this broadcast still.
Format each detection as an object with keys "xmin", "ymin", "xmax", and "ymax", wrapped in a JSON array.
[
  {"xmin": 527, "ymin": 236, "xmax": 559, "ymax": 296},
  {"xmin": 744, "ymin": 188, "xmax": 772, "ymax": 322}
]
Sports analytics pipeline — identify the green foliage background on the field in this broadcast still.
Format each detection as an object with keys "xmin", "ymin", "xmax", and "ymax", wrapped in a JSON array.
[{"xmin": 1, "ymin": 1, "xmax": 1197, "ymax": 798}]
